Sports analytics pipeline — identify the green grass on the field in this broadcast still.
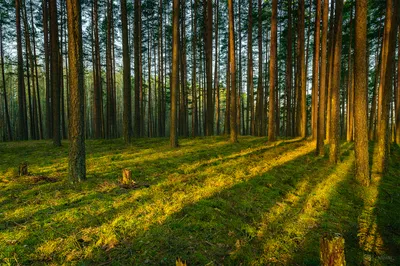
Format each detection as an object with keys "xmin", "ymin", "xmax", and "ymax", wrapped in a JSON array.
[{"xmin": 0, "ymin": 137, "xmax": 399, "ymax": 265}]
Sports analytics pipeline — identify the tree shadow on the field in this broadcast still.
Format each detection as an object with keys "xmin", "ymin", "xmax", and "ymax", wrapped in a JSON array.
[
  {"xmin": 79, "ymin": 144, "xmax": 355, "ymax": 265},
  {"xmin": 373, "ymin": 144, "xmax": 400, "ymax": 265}
]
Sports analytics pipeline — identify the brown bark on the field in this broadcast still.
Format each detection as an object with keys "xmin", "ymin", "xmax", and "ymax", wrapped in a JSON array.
[
  {"xmin": 121, "ymin": 0, "xmax": 132, "ymax": 143},
  {"xmin": 134, "ymin": 0, "xmax": 141, "ymax": 137},
  {"xmin": 170, "ymin": 0, "xmax": 179, "ymax": 147},
  {"xmin": 396, "ymin": 27, "xmax": 400, "ymax": 144},
  {"xmin": 43, "ymin": 0, "xmax": 51, "ymax": 139},
  {"xmin": 320, "ymin": 233, "xmax": 346, "ymax": 266},
  {"xmin": 268, "ymin": 0, "xmax": 277, "ymax": 141},
  {"xmin": 316, "ymin": 0, "xmax": 328, "ymax": 156},
  {"xmin": 247, "ymin": 0, "xmax": 254, "ymax": 135},
  {"xmin": 66, "ymin": 0, "xmax": 86, "ymax": 182},
  {"xmin": 0, "ymin": 19, "xmax": 12, "ymax": 141},
  {"xmin": 191, "ymin": 0, "xmax": 198, "ymax": 137},
  {"xmin": 329, "ymin": 0, "xmax": 343, "ymax": 164},
  {"xmin": 312, "ymin": 0, "xmax": 321, "ymax": 141},
  {"xmin": 296, "ymin": 0, "xmax": 306, "ymax": 138},
  {"xmin": 354, "ymin": 0, "xmax": 370, "ymax": 186},
  {"xmin": 215, "ymin": 0, "xmax": 220, "ymax": 135},
  {"xmin": 285, "ymin": 0, "xmax": 292, "ymax": 137},
  {"xmin": 204, "ymin": 0, "xmax": 213, "ymax": 136},
  {"xmin": 228, "ymin": 0, "xmax": 237, "ymax": 143},
  {"xmin": 346, "ymin": 7, "xmax": 354, "ymax": 142},
  {"xmin": 255, "ymin": 0, "xmax": 264, "ymax": 136},
  {"xmin": 372, "ymin": 0, "xmax": 398, "ymax": 174},
  {"xmin": 50, "ymin": 0, "xmax": 61, "ymax": 146}
]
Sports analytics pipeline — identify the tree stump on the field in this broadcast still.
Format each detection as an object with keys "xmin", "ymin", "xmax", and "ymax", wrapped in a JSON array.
[
  {"xmin": 176, "ymin": 258, "xmax": 187, "ymax": 266},
  {"xmin": 320, "ymin": 233, "xmax": 346, "ymax": 266},
  {"xmin": 18, "ymin": 162, "xmax": 28, "ymax": 176},
  {"xmin": 121, "ymin": 169, "xmax": 135, "ymax": 186}
]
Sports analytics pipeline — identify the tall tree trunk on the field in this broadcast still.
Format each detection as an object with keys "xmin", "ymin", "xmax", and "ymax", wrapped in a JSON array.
[
  {"xmin": 43, "ymin": 0, "xmax": 51, "ymax": 139},
  {"xmin": 92, "ymin": 0, "xmax": 103, "ymax": 139},
  {"xmin": 396, "ymin": 27, "xmax": 400, "ymax": 144},
  {"xmin": 224, "ymin": 40, "xmax": 231, "ymax": 135},
  {"xmin": 30, "ymin": 0, "xmax": 43, "ymax": 140},
  {"xmin": 121, "ymin": 0, "xmax": 132, "ymax": 143},
  {"xmin": 311, "ymin": 0, "xmax": 321, "ymax": 141},
  {"xmin": 215, "ymin": 0, "xmax": 220, "ymax": 135},
  {"xmin": 346, "ymin": 7, "xmax": 354, "ymax": 142},
  {"xmin": 204, "ymin": 0, "xmax": 213, "ymax": 136},
  {"xmin": 326, "ymin": 0, "xmax": 335, "ymax": 141},
  {"xmin": 247, "ymin": 0, "xmax": 254, "ymax": 136},
  {"xmin": 285, "ymin": 0, "xmax": 292, "ymax": 137},
  {"xmin": 50, "ymin": 0, "xmax": 61, "ymax": 146},
  {"xmin": 268, "ymin": 0, "xmax": 277, "ymax": 141},
  {"xmin": 372, "ymin": 0, "xmax": 398, "ymax": 175},
  {"xmin": 191, "ymin": 0, "xmax": 198, "ymax": 137},
  {"xmin": 170, "ymin": 0, "xmax": 179, "ymax": 147},
  {"xmin": 354, "ymin": 0, "xmax": 370, "ymax": 186},
  {"xmin": 66, "ymin": 0, "xmax": 86, "ymax": 182},
  {"xmin": 256, "ymin": 0, "xmax": 264, "ymax": 136},
  {"xmin": 228, "ymin": 0, "xmax": 237, "ymax": 143},
  {"xmin": 296, "ymin": 0, "xmax": 306, "ymax": 138},
  {"xmin": 0, "ymin": 20, "xmax": 12, "ymax": 141},
  {"xmin": 16, "ymin": 0, "xmax": 28, "ymax": 140},
  {"xmin": 316, "ymin": 0, "xmax": 328, "ymax": 155},
  {"xmin": 329, "ymin": 0, "xmax": 343, "ymax": 164},
  {"xmin": 134, "ymin": 0, "xmax": 141, "ymax": 137},
  {"xmin": 369, "ymin": 30, "xmax": 382, "ymax": 140},
  {"xmin": 106, "ymin": 0, "xmax": 114, "ymax": 139}
]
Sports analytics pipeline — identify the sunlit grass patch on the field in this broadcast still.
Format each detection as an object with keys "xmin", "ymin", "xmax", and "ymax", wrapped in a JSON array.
[{"xmin": 0, "ymin": 137, "xmax": 399, "ymax": 265}]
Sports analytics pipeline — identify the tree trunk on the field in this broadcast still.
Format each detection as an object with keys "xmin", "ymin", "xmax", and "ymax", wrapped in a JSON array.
[
  {"xmin": 320, "ymin": 233, "xmax": 346, "ymax": 266},
  {"xmin": 312, "ymin": 0, "xmax": 321, "ymax": 141},
  {"xmin": 50, "ymin": 0, "xmax": 61, "ymax": 146},
  {"xmin": 396, "ymin": 27, "xmax": 400, "ymax": 144},
  {"xmin": 316, "ymin": 0, "xmax": 328, "ymax": 156},
  {"xmin": 66, "ymin": 0, "xmax": 86, "ymax": 182},
  {"xmin": 372, "ymin": 0, "xmax": 398, "ymax": 175},
  {"xmin": 268, "ymin": 0, "xmax": 277, "ymax": 141},
  {"xmin": 16, "ymin": 0, "xmax": 28, "ymax": 140},
  {"xmin": 329, "ymin": 0, "xmax": 343, "ymax": 164},
  {"xmin": 0, "ymin": 20, "xmax": 12, "ymax": 141},
  {"xmin": 134, "ymin": 0, "xmax": 141, "ymax": 137},
  {"xmin": 93, "ymin": 0, "xmax": 103, "ymax": 139},
  {"xmin": 247, "ymin": 0, "xmax": 254, "ymax": 136},
  {"xmin": 214, "ymin": 0, "xmax": 220, "ymax": 135},
  {"xmin": 296, "ymin": 0, "xmax": 306, "ymax": 138},
  {"xmin": 228, "ymin": 0, "xmax": 237, "ymax": 143},
  {"xmin": 170, "ymin": 0, "xmax": 179, "ymax": 147},
  {"xmin": 285, "ymin": 0, "xmax": 292, "ymax": 138},
  {"xmin": 256, "ymin": 0, "xmax": 263, "ymax": 137},
  {"xmin": 43, "ymin": 0, "xmax": 51, "ymax": 139},
  {"xmin": 354, "ymin": 0, "xmax": 370, "ymax": 186},
  {"xmin": 121, "ymin": 0, "xmax": 132, "ymax": 143}
]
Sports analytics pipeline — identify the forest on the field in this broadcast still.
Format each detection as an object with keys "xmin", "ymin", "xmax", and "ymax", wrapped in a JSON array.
[{"xmin": 0, "ymin": 0, "xmax": 399, "ymax": 264}]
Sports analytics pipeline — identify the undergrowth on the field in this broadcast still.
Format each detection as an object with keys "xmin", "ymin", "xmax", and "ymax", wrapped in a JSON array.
[{"xmin": 0, "ymin": 137, "xmax": 399, "ymax": 265}]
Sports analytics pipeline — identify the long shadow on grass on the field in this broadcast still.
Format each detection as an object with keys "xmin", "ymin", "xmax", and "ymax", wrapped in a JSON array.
[
  {"xmin": 374, "ymin": 144, "xmax": 400, "ymax": 265},
  {"xmin": 81, "ymin": 143, "xmax": 354, "ymax": 265},
  {"xmin": 1, "ymin": 138, "xmax": 302, "ymax": 264}
]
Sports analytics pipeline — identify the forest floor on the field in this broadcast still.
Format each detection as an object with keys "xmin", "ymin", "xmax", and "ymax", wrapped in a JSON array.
[{"xmin": 0, "ymin": 136, "xmax": 399, "ymax": 265}]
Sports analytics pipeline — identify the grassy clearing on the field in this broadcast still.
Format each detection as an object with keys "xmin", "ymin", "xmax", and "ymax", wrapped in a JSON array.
[{"xmin": 0, "ymin": 137, "xmax": 399, "ymax": 265}]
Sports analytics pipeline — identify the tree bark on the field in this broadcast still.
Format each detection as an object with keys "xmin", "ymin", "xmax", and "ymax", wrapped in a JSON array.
[
  {"xmin": 121, "ymin": 0, "xmax": 132, "ymax": 143},
  {"xmin": 170, "ymin": 0, "xmax": 179, "ymax": 147},
  {"xmin": 0, "ymin": 19, "xmax": 12, "ymax": 141},
  {"xmin": 285, "ymin": 0, "xmax": 292, "ymax": 137},
  {"xmin": 66, "ymin": 0, "xmax": 86, "ymax": 182},
  {"xmin": 268, "ymin": 0, "xmax": 277, "ymax": 141},
  {"xmin": 320, "ymin": 233, "xmax": 346, "ymax": 266},
  {"xmin": 354, "ymin": 0, "xmax": 370, "ymax": 186},
  {"xmin": 256, "ymin": 0, "xmax": 263, "ymax": 136},
  {"xmin": 316, "ymin": 0, "xmax": 328, "ymax": 156},
  {"xmin": 50, "ymin": 0, "xmax": 61, "ymax": 146},
  {"xmin": 329, "ymin": 0, "xmax": 343, "ymax": 164},
  {"xmin": 296, "ymin": 0, "xmax": 306, "ymax": 138},
  {"xmin": 312, "ymin": 0, "xmax": 321, "ymax": 141},
  {"xmin": 228, "ymin": 0, "xmax": 237, "ymax": 143},
  {"xmin": 247, "ymin": 0, "xmax": 254, "ymax": 136},
  {"xmin": 372, "ymin": 0, "xmax": 398, "ymax": 175}
]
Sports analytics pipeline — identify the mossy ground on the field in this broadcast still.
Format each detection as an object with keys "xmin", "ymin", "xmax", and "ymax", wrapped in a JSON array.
[{"xmin": 0, "ymin": 137, "xmax": 399, "ymax": 265}]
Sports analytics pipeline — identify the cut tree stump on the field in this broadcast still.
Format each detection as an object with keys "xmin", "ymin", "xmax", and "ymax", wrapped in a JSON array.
[
  {"xmin": 320, "ymin": 233, "xmax": 346, "ymax": 266},
  {"xmin": 121, "ymin": 169, "xmax": 135, "ymax": 186},
  {"xmin": 18, "ymin": 162, "xmax": 28, "ymax": 176},
  {"xmin": 176, "ymin": 258, "xmax": 187, "ymax": 266}
]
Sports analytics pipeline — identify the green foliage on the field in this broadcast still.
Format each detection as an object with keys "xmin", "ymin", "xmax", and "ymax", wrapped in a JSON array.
[{"xmin": 0, "ymin": 138, "xmax": 399, "ymax": 265}]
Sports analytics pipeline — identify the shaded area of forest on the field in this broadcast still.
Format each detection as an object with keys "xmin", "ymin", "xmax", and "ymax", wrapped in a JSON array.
[{"xmin": 1, "ymin": 137, "xmax": 399, "ymax": 265}]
